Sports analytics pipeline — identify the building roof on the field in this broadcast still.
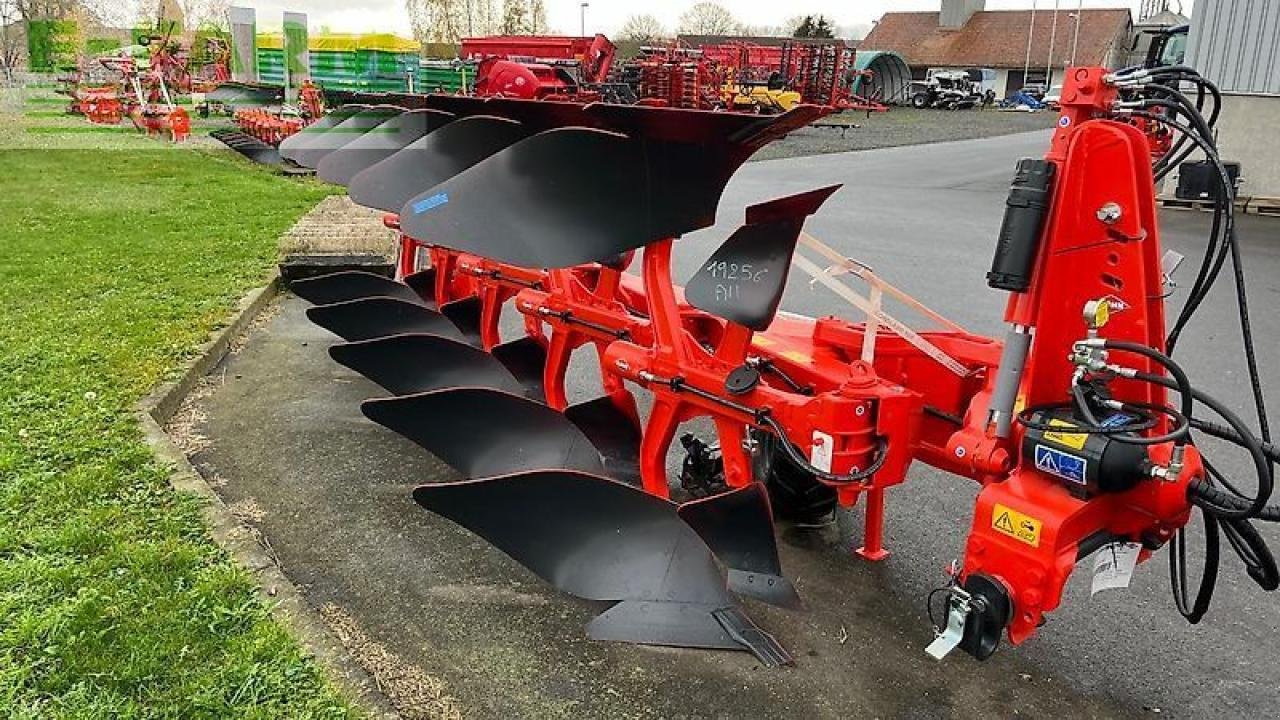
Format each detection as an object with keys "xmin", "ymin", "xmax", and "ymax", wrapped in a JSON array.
[
  {"xmin": 861, "ymin": 8, "xmax": 1132, "ymax": 69},
  {"xmin": 1136, "ymin": 10, "xmax": 1189, "ymax": 28}
]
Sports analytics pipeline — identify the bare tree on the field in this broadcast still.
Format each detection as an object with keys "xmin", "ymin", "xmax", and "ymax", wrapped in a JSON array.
[
  {"xmin": 527, "ymin": 0, "xmax": 546, "ymax": 34},
  {"xmin": 408, "ymin": 0, "xmax": 500, "ymax": 44},
  {"xmin": 1, "ymin": 0, "xmax": 22, "ymax": 79},
  {"xmin": 500, "ymin": 0, "xmax": 525, "ymax": 34},
  {"xmin": 677, "ymin": 2, "xmax": 739, "ymax": 36},
  {"xmin": 618, "ymin": 13, "xmax": 665, "ymax": 43},
  {"xmin": 84, "ymin": 0, "xmax": 227, "ymax": 32},
  {"xmin": 14, "ymin": 0, "xmax": 80, "ymax": 21}
]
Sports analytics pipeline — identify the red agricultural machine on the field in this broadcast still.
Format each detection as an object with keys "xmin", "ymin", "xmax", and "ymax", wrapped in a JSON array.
[
  {"xmin": 645, "ymin": 39, "xmax": 887, "ymax": 113},
  {"xmin": 462, "ymin": 34, "xmax": 621, "ymax": 102},
  {"xmin": 94, "ymin": 53, "xmax": 191, "ymax": 142},
  {"xmin": 268, "ymin": 63, "xmax": 1276, "ymax": 664},
  {"xmin": 628, "ymin": 45, "xmax": 731, "ymax": 110}
]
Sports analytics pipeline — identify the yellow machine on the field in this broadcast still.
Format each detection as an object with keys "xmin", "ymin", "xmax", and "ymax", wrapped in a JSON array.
[{"xmin": 724, "ymin": 81, "xmax": 803, "ymax": 114}]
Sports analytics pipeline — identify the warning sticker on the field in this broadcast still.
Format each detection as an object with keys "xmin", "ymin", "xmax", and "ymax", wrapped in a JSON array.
[
  {"xmin": 1043, "ymin": 418, "xmax": 1088, "ymax": 450},
  {"xmin": 1090, "ymin": 541, "xmax": 1142, "ymax": 596},
  {"xmin": 810, "ymin": 431, "xmax": 833, "ymax": 473},
  {"xmin": 991, "ymin": 503, "xmax": 1042, "ymax": 547},
  {"xmin": 781, "ymin": 350, "xmax": 811, "ymax": 364},
  {"xmin": 1034, "ymin": 444, "xmax": 1088, "ymax": 485}
]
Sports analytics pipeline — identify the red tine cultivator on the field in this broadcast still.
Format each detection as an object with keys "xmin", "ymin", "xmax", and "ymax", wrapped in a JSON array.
[{"xmin": 279, "ymin": 64, "xmax": 1279, "ymax": 664}]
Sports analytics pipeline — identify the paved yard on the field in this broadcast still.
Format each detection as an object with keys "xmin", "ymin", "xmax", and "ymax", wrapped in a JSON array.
[
  {"xmin": 192, "ymin": 130, "xmax": 1279, "ymax": 719},
  {"xmin": 752, "ymin": 106, "xmax": 1059, "ymax": 161}
]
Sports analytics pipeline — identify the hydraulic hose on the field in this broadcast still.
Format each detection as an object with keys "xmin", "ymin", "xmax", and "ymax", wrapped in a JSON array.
[{"xmin": 759, "ymin": 412, "xmax": 888, "ymax": 485}]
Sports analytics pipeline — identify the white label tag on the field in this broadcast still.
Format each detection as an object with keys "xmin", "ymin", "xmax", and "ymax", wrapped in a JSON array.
[
  {"xmin": 810, "ymin": 431, "xmax": 833, "ymax": 473},
  {"xmin": 1090, "ymin": 542, "xmax": 1141, "ymax": 596}
]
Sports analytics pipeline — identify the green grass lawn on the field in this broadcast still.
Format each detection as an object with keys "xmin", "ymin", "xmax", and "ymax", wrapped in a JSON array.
[{"xmin": 0, "ymin": 89, "xmax": 353, "ymax": 718}]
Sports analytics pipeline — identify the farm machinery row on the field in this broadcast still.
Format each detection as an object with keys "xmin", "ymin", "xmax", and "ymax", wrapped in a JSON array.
[
  {"xmin": 63, "ymin": 51, "xmax": 192, "ymax": 141},
  {"xmin": 245, "ymin": 63, "xmax": 1276, "ymax": 664},
  {"xmin": 58, "ymin": 30, "xmax": 231, "ymax": 141},
  {"xmin": 465, "ymin": 35, "xmax": 887, "ymax": 113},
  {"xmin": 211, "ymin": 34, "xmax": 886, "ymax": 164}
]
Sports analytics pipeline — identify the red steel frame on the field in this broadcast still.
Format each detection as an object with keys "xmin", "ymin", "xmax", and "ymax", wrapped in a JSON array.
[{"xmin": 381, "ymin": 66, "xmax": 1202, "ymax": 649}]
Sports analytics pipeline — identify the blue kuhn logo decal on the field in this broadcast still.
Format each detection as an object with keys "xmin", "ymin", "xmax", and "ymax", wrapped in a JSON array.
[
  {"xmin": 412, "ymin": 192, "xmax": 449, "ymax": 215},
  {"xmin": 1100, "ymin": 412, "xmax": 1135, "ymax": 429},
  {"xmin": 1034, "ymin": 444, "xmax": 1087, "ymax": 485}
]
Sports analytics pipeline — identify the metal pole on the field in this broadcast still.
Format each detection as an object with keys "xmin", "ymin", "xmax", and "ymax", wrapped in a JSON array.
[
  {"xmin": 581, "ymin": 2, "xmax": 589, "ymax": 36},
  {"xmin": 1070, "ymin": 0, "xmax": 1083, "ymax": 66},
  {"xmin": 1045, "ymin": 0, "xmax": 1060, "ymax": 87},
  {"xmin": 1023, "ymin": 0, "xmax": 1037, "ymax": 90}
]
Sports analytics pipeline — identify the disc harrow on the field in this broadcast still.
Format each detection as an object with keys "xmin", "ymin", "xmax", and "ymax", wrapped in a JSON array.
[{"xmin": 279, "ymin": 66, "xmax": 1280, "ymax": 665}]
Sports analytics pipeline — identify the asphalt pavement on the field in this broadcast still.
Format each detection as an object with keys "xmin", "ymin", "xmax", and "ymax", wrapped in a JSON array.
[{"xmin": 195, "ymin": 129, "xmax": 1280, "ymax": 718}]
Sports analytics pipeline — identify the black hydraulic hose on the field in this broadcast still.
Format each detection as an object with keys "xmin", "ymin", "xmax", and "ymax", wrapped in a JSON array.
[
  {"xmin": 1110, "ymin": 67, "xmax": 1276, "ymax": 623},
  {"xmin": 1221, "ymin": 515, "xmax": 1280, "ymax": 591},
  {"xmin": 759, "ymin": 412, "xmax": 888, "ymax": 485},
  {"xmin": 1133, "ymin": 371, "xmax": 1274, "ymax": 506},
  {"xmin": 1142, "ymin": 109, "xmax": 1272, "ymax": 449},
  {"xmin": 1189, "ymin": 417, "xmax": 1280, "ymax": 465},
  {"xmin": 1069, "ymin": 383, "xmax": 1190, "ymax": 446},
  {"xmin": 1170, "ymin": 508, "xmax": 1220, "ymax": 623},
  {"xmin": 1151, "ymin": 79, "xmax": 1220, "ymax": 179},
  {"xmin": 1101, "ymin": 340, "xmax": 1194, "ymax": 438},
  {"xmin": 1127, "ymin": 112, "xmax": 1237, "ymax": 358},
  {"xmin": 1189, "ymin": 480, "xmax": 1280, "ymax": 523},
  {"xmin": 1226, "ymin": 224, "xmax": 1272, "ymax": 444},
  {"xmin": 1152, "ymin": 79, "xmax": 1206, "ymax": 167}
]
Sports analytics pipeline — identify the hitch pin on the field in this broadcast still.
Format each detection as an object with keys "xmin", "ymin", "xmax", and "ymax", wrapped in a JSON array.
[{"xmin": 925, "ymin": 585, "xmax": 973, "ymax": 661}]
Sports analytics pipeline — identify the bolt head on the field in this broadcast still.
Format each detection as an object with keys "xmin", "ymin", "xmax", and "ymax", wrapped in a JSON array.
[{"xmin": 1096, "ymin": 202, "xmax": 1123, "ymax": 224}]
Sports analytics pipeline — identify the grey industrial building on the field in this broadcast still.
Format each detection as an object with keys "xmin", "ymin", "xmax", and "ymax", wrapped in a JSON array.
[{"xmin": 1185, "ymin": 0, "xmax": 1280, "ymax": 200}]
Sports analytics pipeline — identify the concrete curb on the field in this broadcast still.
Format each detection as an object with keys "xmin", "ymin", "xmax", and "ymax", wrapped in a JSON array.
[{"xmin": 135, "ymin": 276, "xmax": 400, "ymax": 720}]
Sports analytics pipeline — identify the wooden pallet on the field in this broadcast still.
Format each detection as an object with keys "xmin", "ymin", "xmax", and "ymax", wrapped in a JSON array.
[
  {"xmin": 1156, "ymin": 194, "xmax": 1249, "ymax": 213},
  {"xmin": 1245, "ymin": 197, "xmax": 1280, "ymax": 217}
]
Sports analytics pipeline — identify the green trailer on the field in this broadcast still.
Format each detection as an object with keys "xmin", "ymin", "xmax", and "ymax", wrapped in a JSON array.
[{"xmin": 256, "ymin": 32, "xmax": 420, "ymax": 93}]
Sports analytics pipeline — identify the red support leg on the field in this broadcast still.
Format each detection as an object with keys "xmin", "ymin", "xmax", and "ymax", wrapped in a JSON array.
[{"xmin": 856, "ymin": 488, "xmax": 890, "ymax": 561}]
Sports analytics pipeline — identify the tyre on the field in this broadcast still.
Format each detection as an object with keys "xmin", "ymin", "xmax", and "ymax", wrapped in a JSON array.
[
  {"xmin": 752, "ymin": 431, "xmax": 837, "ymax": 525},
  {"xmin": 910, "ymin": 92, "xmax": 931, "ymax": 109}
]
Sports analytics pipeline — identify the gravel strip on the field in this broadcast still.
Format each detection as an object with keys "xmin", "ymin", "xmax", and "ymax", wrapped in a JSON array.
[{"xmin": 753, "ymin": 106, "xmax": 1058, "ymax": 161}]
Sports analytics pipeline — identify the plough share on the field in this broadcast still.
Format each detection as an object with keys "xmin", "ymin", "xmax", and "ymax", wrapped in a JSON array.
[{"xmin": 278, "ymin": 64, "xmax": 1279, "ymax": 664}]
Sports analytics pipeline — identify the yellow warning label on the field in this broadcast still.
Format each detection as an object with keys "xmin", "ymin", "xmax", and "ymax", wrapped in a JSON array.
[
  {"xmin": 1044, "ymin": 418, "xmax": 1089, "ymax": 450},
  {"xmin": 751, "ymin": 335, "xmax": 775, "ymax": 347},
  {"xmin": 992, "ymin": 503, "xmax": 1042, "ymax": 547},
  {"xmin": 781, "ymin": 350, "xmax": 811, "ymax": 364}
]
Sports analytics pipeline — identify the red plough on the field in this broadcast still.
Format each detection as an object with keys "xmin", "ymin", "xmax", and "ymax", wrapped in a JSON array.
[{"xmin": 278, "ymin": 64, "xmax": 1278, "ymax": 664}]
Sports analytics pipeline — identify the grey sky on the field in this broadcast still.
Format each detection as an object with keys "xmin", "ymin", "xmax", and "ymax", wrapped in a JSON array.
[{"xmin": 237, "ymin": 0, "xmax": 1191, "ymax": 39}]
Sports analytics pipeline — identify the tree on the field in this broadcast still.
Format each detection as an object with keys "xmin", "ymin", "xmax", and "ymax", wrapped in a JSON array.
[
  {"xmin": 82, "ymin": 0, "xmax": 228, "ymax": 32},
  {"xmin": 677, "ymin": 2, "xmax": 739, "ymax": 36},
  {"xmin": 793, "ymin": 14, "xmax": 834, "ymax": 39},
  {"xmin": 407, "ymin": 0, "xmax": 501, "ymax": 44},
  {"xmin": 618, "ymin": 13, "xmax": 664, "ymax": 43},
  {"xmin": 527, "ymin": 0, "xmax": 546, "ymax": 34},
  {"xmin": 500, "ymin": 0, "xmax": 526, "ymax": 34},
  {"xmin": 14, "ymin": 0, "xmax": 79, "ymax": 21},
  {"xmin": 1, "ymin": 0, "xmax": 21, "ymax": 80}
]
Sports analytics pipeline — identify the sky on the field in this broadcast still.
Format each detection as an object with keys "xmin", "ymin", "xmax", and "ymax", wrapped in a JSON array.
[{"xmin": 239, "ymin": 0, "xmax": 1192, "ymax": 37}]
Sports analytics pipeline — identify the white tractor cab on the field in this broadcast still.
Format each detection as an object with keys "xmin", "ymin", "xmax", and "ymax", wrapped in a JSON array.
[{"xmin": 910, "ymin": 68, "xmax": 990, "ymax": 109}]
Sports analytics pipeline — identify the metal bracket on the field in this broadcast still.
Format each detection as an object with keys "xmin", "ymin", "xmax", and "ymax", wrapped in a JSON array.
[{"xmin": 925, "ymin": 586, "xmax": 972, "ymax": 660}]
